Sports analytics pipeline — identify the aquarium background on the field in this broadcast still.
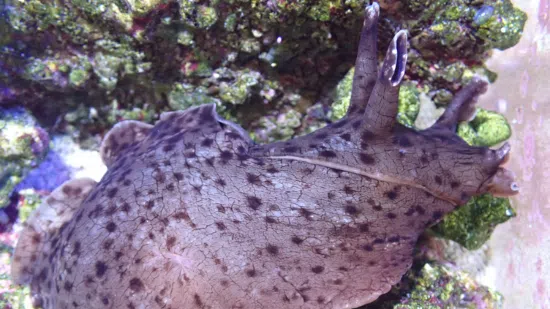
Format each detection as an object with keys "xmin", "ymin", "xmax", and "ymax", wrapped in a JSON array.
[
  {"xmin": 482, "ymin": 1, "xmax": 549, "ymax": 308},
  {"xmin": 0, "ymin": 0, "xmax": 548, "ymax": 308}
]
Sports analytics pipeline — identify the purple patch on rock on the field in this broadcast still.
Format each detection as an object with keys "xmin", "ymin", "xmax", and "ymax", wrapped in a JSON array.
[{"xmin": 16, "ymin": 150, "xmax": 71, "ymax": 192}]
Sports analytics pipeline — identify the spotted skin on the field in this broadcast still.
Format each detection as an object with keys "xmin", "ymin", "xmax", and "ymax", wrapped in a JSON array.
[{"xmin": 11, "ymin": 3, "xmax": 518, "ymax": 309}]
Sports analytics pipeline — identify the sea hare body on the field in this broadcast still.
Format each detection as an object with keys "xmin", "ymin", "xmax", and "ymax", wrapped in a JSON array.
[{"xmin": 11, "ymin": 4, "xmax": 518, "ymax": 309}]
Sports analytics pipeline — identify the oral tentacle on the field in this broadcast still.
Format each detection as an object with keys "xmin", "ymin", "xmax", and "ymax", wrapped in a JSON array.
[
  {"xmin": 348, "ymin": 2, "xmax": 380, "ymax": 116},
  {"xmin": 433, "ymin": 77, "xmax": 488, "ymax": 131},
  {"xmin": 482, "ymin": 167, "xmax": 520, "ymax": 197}
]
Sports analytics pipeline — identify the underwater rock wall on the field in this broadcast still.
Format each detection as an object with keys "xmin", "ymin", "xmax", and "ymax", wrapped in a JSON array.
[{"xmin": 0, "ymin": 0, "xmax": 529, "ymax": 308}]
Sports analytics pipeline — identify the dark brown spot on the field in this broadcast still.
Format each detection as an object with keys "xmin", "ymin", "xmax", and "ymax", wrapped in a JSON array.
[
  {"xmin": 394, "ymin": 135, "xmax": 413, "ymax": 147},
  {"xmin": 246, "ymin": 173, "xmax": 261, "ymax": 185},
  {"xmin": 107, "ymin": 188, "xmax": 118, "ymax": 198},
  {"xmin": 103, "ymin": 239, "xmax": 114, "ymax": 250},
  {"xmin": 173, "ymin": 172, "xmax": 183, "ymax": 181},
  {"xmin": 31, "ymin": 233, "xmax": 41, "ymax": 245},
  {"xmin": 358, "ymin": 223, "xmax": 369, "ymax": 233},
  {"xmin": 343, "ymin": 185, "xmax": 355, "ymax": 194},
  {"xmin": 246, "ymin": 196, "xmax": 262, "ymax": 210},
  {"xmin": 284, "ymin": 146, "xmax": 299, "ymax": 153},
  {"xmin": 432, "ymin": 210, "xmax": 444, "ymax": 220},
  {"xmin": 317, "ymin": 296, "xmax": 326, "ymax": 304},
  {"xmin": 144, "ymin": 200, "xmax": 154, "ymax": 209},
  {"xmin": 299, "ymin": 208, "xmax": 314, "ymax": 220},
  {"xmin": 385, "ymin": 190, "xmax": 398, "ymax": 200},
  {"xmin": 63, "ymin": 281, "xmax": 73, "ymax": 291},
  {"xmin": 315, "ymin": 132, "xmax": 328, "ymax": 140},
  {"xmin": 215, "ymin": 178, "xmax": 226, "ymax": 186},
  {"xmin": 95, "ymin": 261, "xmax": 107, "ymax": 277},
  {"xmin": 105, "ymin": 222, "xmax": 117, "ymax": 233},
  {"xmin": 220, "ymin": 150, "xmax": 233, "ymax": 161},
  {"xmin": 415, "ymin": 205, "xmax": 426, "ymax": 215},
  {"xmin": 215, "ymin": 222, "xmax": 226, "ymax": 230},
  {"xmin": 363, "ymin": 244, "xmax": 374, "ymax": 251},
  {"xmin": 319, "ymin": 150, "xmax": 337, "ymax": 158},
  {"xmin": 388, "ymin": 236, "xmax": 400, "ymax": 243},
  {"xmin": 245, "ymin": 269, "xmax": 256, "ymax": 277},
  {"xmin": 434, "ymin": 176, "xmax": 443, "ymax": 185},
  {"xmin": 166, "ymin": 236, "xmax": 176, "ymax": 251},
  {"xmin": 266, "ymin": 244, "xmax": 279, "ymax": 255},
  {"xmin": 165, "ymin": 183, "xmax": 175, "ymax": 191},
  {"xmin": 361, "ymin": 130, "xmax": 375, "ymax": 143},
  {"xmin": 450, "ymin": 181, "xmax": 460, "ymax": 189},
  {"xmin": 359, "ymin": 153, "xmax": 375, "ymax": 165},
  {"xmin": 405, "ymin": 208, "xmax": 415, "ymax": 216},
  {"xmin": 340, "ymin": 133, "xmax": 351, "ymax": 141},
  {"xmin": 129, "ymin": 278, "xmax": 144, "ymax": 292},
  {"xmin": 291, "ymin": 236, "xmax": 304, "ymax": 245},
  {"xmin": 102, "ymin": 297, "xmax": 109, "ymax": 305},
  {"xmin": 162, "ymin": 144, "xmax": 175, "ymax": 152},
  {"xmin": 333, "ymin": 279, "xmax": 343, "ymax": 285},
  {"xmin": 387, "ymin": 212, "xmax": 397, "ymax": 219},
  {"xmin": 201, "ymin": 138, "xmax": 214, "ymax": 147},
  {"xmin": 311, "ymin": 266, "xmax": 324, "ymax": 274},
  {"xmin": 265, "ymin": 216, "xmax": 277, "ymax": 224},
  {"xmin": 344, "ymin": 205, "xmax": 359, "ymax": 215},
  {"xmin": 194, "ymin": 294, "xmax": 203, "ymax": 307},
  {"xmin": 266, "ymin": 167, "xmax": 279, "ymax": 173}
]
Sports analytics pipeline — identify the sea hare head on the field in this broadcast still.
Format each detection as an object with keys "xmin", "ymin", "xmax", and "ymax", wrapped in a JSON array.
[{"xmin": 12, "ymin": 3, "xmax": 518, "ymax": 309}]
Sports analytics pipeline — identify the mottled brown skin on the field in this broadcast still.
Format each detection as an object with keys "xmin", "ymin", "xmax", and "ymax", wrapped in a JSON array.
[{"xmin": 11, "ymin": 4, "xmax": 518, "ymax": 309}]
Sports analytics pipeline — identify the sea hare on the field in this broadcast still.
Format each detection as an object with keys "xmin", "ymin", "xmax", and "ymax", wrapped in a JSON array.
[{"xmin": 11, "ymin": 4, "xmax": 519, "ymax": 309}]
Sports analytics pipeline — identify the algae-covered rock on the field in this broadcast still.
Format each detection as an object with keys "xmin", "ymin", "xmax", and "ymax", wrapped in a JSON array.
[
  {"xmin": 457, "ymin": 108, "xmax": 512, "ymax": 147},
  {"xmin": 397, "ymin": 263, "xmax": 503, "ymax": 309},
  {"xmin": 432, "ymin": 194, "xmax": 515, "ymax": 250},
  {"xmin": 1, "ymin": 0, "xmax": 526, "ymax": 147},
  {"xmin": 330, "ymin": 68, "xmax": 354, "ymax": 121},
  {"xmin": 168, "ymin": 83, "xmax": 221, "ymax": 110},
  {"xmin": 473, "ymin": 1, "xmax": 528, "ymax": 50},
  {"xmin": 364, "ymin": 262, "xmax": 504, "ymax": 309},
  {"xmin": 0, "ymin": 108, "xmax": 49, "ymax": 208},
  {"xmin": 253, "ymin": 108, "xmax": 303, "ymax": 143},
  {"xmin": 397, "ymin": 82, "xmax": 421, "ymax": 128},
  {"xmin": 0, "ymin": 250, "xmax": 33, "ymax": 309}
]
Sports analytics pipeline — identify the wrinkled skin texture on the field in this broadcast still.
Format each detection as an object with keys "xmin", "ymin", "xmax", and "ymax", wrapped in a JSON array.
[{"xmin": 11, "ymin": 4, "xmax": 518, "ymax": 309}]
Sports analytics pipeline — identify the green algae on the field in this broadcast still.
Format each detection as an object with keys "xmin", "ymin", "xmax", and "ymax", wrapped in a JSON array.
[
  {"xmin": 330, "ymin": 68, "xmax": 354, "ymax": 121},
  {"xmin": 330, "ymin": 69, "xmax": 420, "ymax": 129},
  {"xmin": 397, "ymin": 82, "xmax": 421, "ymax": 128},
  {"xmin": 457, "ymin": 108, "xmax": 512, "ymax": 147},
  {"xmin": 432, "ymin": 194, "xmax": 515, "ymax": 250},
  {"xmin": 1, "ymin": 0, "xmax": 527, "ymax": 146},
  {"xmin": 0, "ymin": 110, "xmax": 49, "ymax": 208},
  {"xmin": 168, "ymin": 83, "xmax": 221, "ymax": 110},
  {"xmin": 180, "ymin": 3, "xmax": 219, "ymax": 29},
  {"xmin": 16, "ymin": 189, "xmax": 43, "ymax": 223},
  {"xmin": 474, "ymin": 0, "xmax": 528, "ymax": 50},
  {"xmin": 254, "ymin": 108, "xmax": 303, "ymax": 143}
]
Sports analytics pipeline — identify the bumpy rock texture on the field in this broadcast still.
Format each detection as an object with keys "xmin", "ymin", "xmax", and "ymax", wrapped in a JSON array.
[
  {"xmin": 11, "ymin": 4, "xmax": 518, "ymax": 309},
  {"xmin": 0, "ymin": 0, "xmax": 526, "ymax": 145},
  {"xmin": 0, "ymin": 108, "xmax": 49, "ymax": 209}
]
